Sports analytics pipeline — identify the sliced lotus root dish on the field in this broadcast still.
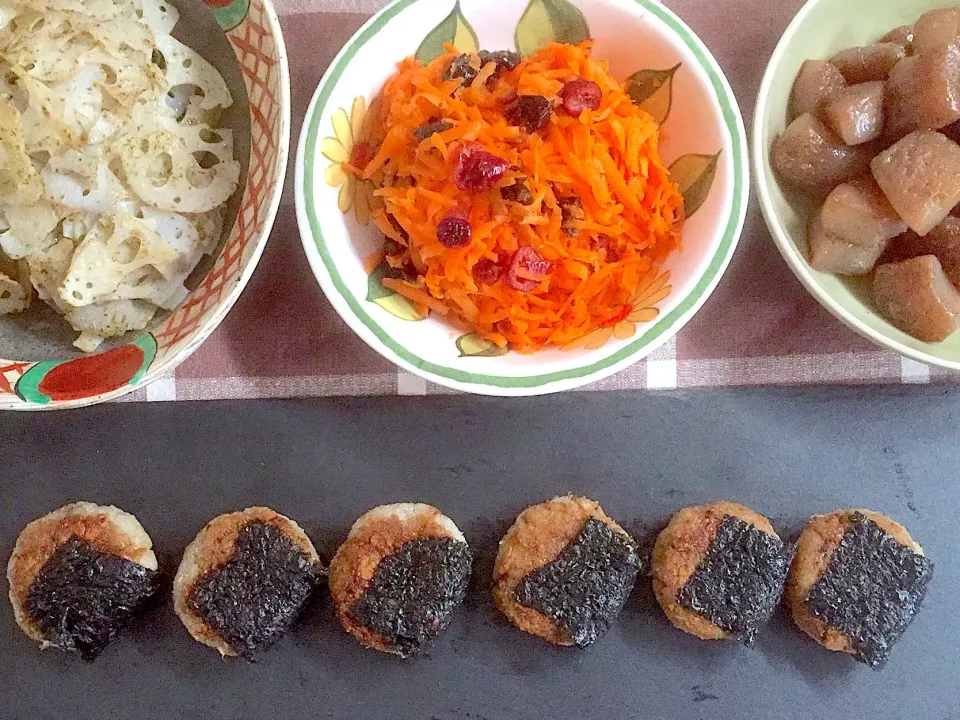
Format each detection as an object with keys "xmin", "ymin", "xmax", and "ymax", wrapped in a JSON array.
[
  {"xmin": 173, "ymin": 507, "xmax": 323, "ymax": 661},
  {"xmin": 329, "ymin": 503, "xmax": 473, "ymax": 658},
  {"xmin": 6, "ymin": 502, "xmax": 162, "ymax": 661},
  {"xmin": 0, "ymin": 0, "xmax": 240, "ymax": 350},
  {"xmin": 652, "ymin": 502, "xmax": 793, "ymax": 643},
  {"xmin": 0, "ymin": 249, "xmax": 32, "ymax": 314},
  {"xmin": 493, "ymin": 496, "xmax": 641, "ymax": 648},
  {"xmin": 787, "ymin": 510, "xmax": 933, "ymax": 668}
]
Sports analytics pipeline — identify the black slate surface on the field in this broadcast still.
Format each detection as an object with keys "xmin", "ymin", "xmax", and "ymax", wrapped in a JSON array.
[{"xmin": 1, "ymin": 387, "xmax": 958, "ymax": 720}]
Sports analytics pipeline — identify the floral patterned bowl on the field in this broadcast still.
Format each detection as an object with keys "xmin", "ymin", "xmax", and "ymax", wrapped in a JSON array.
[
  {"xmin": 297, "ymin": 0, "xmax": 748, "ymax": 396},
  {"xmin": 0, "ymin": 0, "xmax": 289, "ymax": 410}
]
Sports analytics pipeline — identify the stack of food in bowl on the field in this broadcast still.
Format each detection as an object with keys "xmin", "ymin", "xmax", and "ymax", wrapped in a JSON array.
[
  {"xmin": 756, "ymin": 0, "xmax": 960, "ymax": 369},
  {"xmin": 297, "ymin": 0, "xmax": 750, "ymax": 396},
  {"xmin": 0, "ymin": 0, "xmax": 289, "ymax": 409}
]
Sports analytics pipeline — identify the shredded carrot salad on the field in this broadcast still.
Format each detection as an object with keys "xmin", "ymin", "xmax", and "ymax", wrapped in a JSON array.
[{"xmin": 353, "ymin": 41, "xmax": 684, "ymax": 352}]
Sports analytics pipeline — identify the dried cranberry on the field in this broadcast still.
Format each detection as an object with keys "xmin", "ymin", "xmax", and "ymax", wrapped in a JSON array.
[
  {"xmin": 506, "ymin": 247, "xmax": 555, "ymax": 291},
  {"xmin": 559, "ymin": 79, "xmax": 602, "ymax": 116},
  {"xmin": 437, "ymin": 212, "xmax": 472, "ymax": 248},
  {"xmin": 453, "ymin": 144, "xmax": 509, "ymax": 193},
  {"xmin": 472, "ymin": 257, "xmax": 505, "ymax": 285},
  {"xmin": 504, "ymin": 95, "xmax": 553, "ymax": 133}
]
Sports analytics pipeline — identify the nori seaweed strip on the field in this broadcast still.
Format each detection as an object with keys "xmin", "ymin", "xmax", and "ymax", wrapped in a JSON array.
[
  {"xmin": 515, "ymin": 518, "xmax": 641, "ymax": 648},
  {"xmin": 805, "ymin": 513, "xmax": 933, "ymax": 668},
  {"xmin": 189, "ymin": 521, "xmax": 321, "ymax": 661},
  {"xmin": 26, "ymin": 536, "xmax": 162, "ymax": 661},
  {"xmin": 349, "ymin": 537, "xmax": 473, "ymax": 658},
  {"xmin": 677, "ymin": 516, "xmax": 793, "ymax": 644}
]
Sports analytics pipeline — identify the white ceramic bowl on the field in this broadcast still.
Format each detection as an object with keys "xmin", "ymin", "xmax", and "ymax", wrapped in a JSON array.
[
  {"xmin": 0, "ymin": 0, "xmax": 290, "ymax": 409},
  {"xmin": 297, "ymin": 0, "xmax": 748, "ymax": 396},
  {"xmin": 755, "ymin": 0, "xmax": 960, "ymax": 370}
]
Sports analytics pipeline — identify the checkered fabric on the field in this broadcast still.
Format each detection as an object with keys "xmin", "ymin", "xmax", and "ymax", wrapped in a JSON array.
[{"xmin": 123, "ymin": 0, "xmax": 960, "ymax": 402}]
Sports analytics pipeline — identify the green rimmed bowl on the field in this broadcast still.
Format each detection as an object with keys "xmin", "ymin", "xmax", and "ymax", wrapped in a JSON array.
[
  {"xmin": 297, "ymin": 0, "xmax": 748, "ymax": 396},
  {"xmin": 755, "ymin": 0, "xmax": 960, "ymax": 370}
]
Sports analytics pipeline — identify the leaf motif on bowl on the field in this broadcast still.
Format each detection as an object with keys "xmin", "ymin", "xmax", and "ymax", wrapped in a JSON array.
[
  {"xmin": 457, "ymin": 333, "xmax": 509, "ymax": 358},
  {"xmin": 15, "ymin": 334, "xmax": 157, "ymax": 404},
  {"xmin": 670, "ymin": 151, "xmax": 721, "ymax": 218},
  {"xmin": 366, "ymin": 260, "xmax": 428, "ymax": 322},
  {"xmin": 626, "ymin": 64, "xmax": 681, "ymax": 124},
  {"xmin": 416, "ymin": 1, "xmax": 479, "ymax": 64},
  {"xmin": 515, "ymin": 0, "xmax": 590, "ymax": 56},
  {"xmin": 206, "ymin": 0, "xmax": 249, "ymax": 31}
]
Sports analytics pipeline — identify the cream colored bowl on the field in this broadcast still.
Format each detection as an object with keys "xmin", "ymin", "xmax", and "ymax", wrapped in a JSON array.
[{"xmin": 754, "ymin": 0, "xmax": 960, "ymax": 370}]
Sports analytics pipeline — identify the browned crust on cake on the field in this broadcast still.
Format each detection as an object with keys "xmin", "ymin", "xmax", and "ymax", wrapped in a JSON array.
[
  {"xmin": 787, "ymin": 509, "xmax": 922, "ymax": 656},
  {"xmin": 173, "ymin": 507, "xmax": 319, "ymax": 657},
  {"xmin": 329, "ymin": 504, "xmax": 462, "ymax": 654},
  {"xmin": 7, "ymin": 502, "xmax": 156, "ymax": 643},
  {"xmin": 651, "ymin": 501, "xmax": 778, "ymax": 641},
  {"xmin": 492, "ymin": 496, "xmax": 629, "ymax": 646}
]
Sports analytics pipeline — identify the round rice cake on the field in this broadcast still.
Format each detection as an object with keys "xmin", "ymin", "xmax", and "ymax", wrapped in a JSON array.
[
  {"xmin": 328, "ymin": 503, "xmax": 472, "ymax": 657},
  {"xmin": 493, "ymin": 496, "xmax": 640, "ymax": 648},
  {"xmin": 787, "ymin": 509, "xmax": 933, "ymax": 667},
  {"xmin": 173, "ymin": 506, "xmax": 322, "ymax": 660},
  {"xmin": 7, "ymin": 501, "xmax": 160, "ymax": 659},
  {"xmin": 652, "ymin": 501, "xmax": 792, "ymax": 642}
]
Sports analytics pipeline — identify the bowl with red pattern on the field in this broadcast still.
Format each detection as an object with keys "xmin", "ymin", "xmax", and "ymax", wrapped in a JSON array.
[
  {"xmin": 297, "ymin": 0, "xmax": 749, "ymax": 395},
  {"xmin": 0, "ymin": 0, "xmax": 290, "ymax": 410}
]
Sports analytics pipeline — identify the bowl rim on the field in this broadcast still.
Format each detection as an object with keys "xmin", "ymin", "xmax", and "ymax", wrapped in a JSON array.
[
  {"xmin": 0, "ymin": 0, "xmax": 293, "ymax": 411},
  {"xmin": 296, "ymin": 0, "xmax": 750, "ymax": 396},
  {"xmin": 753, "ymin": 0, "xmax": 960, "ymax": 372}
]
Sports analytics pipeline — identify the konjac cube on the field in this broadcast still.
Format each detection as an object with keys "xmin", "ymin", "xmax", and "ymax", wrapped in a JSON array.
[
  {"xmin": 885, "ymin": 217, "xmax": 960, "ymax": 288},
  {"xmin": 873, "ymin": 255, "xmax": 960, "ymax": 342},
  {"xmin": 823, "ymin": 82, "xmax": 886, "ymax": 146},
  {"xmin": 912, "ymin": 8, "xmax": 960, "ymax": 55},
  {"xmin": 872, "ymin": 130, "xmax": 960, "ymax": 236},
  {"xmin": 821, "ymin": 177, "xmax": 907, "ymax": 246},
  {"xmin": 790, "ymin": 60, "xmax": 848, "ymax": 120},
  {"xmin": 885, "ymin": 44, "xmax": 960, "ymax": 140},
  {"xmin": 773, "ymin": 114, "xmax": 872, "ymax": 190},
  {"xmin": 830, "ymin": 43, "xmax": 906, "ymax": 84},
  {"xmin": 808, "ymin": 210, "xmax": 887, "ymax": 276}
]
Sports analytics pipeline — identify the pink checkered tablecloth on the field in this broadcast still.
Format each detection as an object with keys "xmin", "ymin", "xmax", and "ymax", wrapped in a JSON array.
[{"xmin": 125, "ymin": 0, "xmax": 960, "ymax": 401}]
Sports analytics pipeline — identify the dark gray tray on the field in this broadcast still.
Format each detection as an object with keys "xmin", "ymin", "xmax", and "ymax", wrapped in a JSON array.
[{"xmin": 2, "ymin": 388, "xmax": 958, "ymax": 720}]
